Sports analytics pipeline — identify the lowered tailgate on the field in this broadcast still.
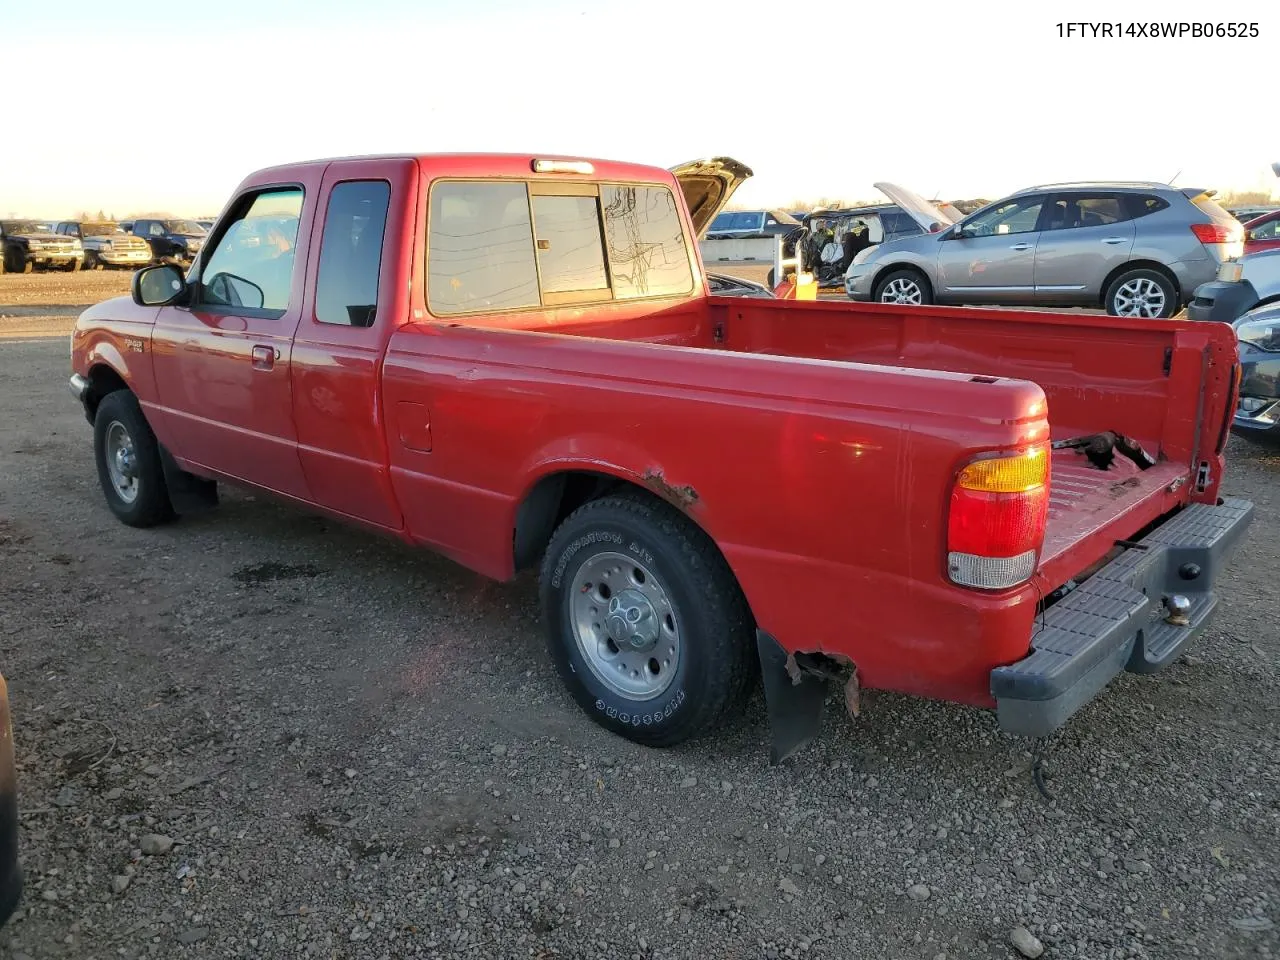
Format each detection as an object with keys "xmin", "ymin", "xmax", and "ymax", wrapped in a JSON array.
[{"xmin": 1040, "ymin": 450, "xmax": 1190, "ymax": 575}]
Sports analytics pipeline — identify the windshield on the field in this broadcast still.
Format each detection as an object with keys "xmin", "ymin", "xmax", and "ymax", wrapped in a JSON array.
[
  {"xmin": 709, "ymin": 211, "xmax": 764, "ymax": 232},
  {"xmin": 1, "ymin": 220, "xmax": 43, "ymax": 235},
  {"xmin": 165, "ymin": 220, "xmax": 207, "ymax": 235},
  {"xmin": 81, "ymin": 222, "xmax": 119, "ymax": 237}
]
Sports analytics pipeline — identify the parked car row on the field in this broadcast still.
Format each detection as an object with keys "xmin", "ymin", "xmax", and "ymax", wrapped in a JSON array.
[
  {"xmin": 842, "ymin": 181, "xmax": 1245, "ymax": 318},
  {"xmin": 0, "ymin": 218, "xmax": 209, "ymax": 273}
]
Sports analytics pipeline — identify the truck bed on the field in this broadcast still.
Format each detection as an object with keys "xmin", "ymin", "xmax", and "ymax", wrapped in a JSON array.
[
  {"xmin": 464, "ymin": 294, "xmax": 1234, "ymax": 592},
  {"xmin": 1043, "ymin": 451, "xmax": 1189, "ymax": 569}
]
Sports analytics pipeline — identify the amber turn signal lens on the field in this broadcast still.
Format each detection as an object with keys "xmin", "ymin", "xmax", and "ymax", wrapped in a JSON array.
[{"xmin": 956, "ymin": 446, "xmax": 1048, "ymax": 494}]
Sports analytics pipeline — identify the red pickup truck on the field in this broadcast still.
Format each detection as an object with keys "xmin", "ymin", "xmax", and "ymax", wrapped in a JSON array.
[{"xmin": 68, "ymin": 153, "xmax": 1253, "ymax": 762}]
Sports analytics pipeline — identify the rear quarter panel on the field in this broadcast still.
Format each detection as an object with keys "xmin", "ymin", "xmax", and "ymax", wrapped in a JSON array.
[{"xmin": 381, "ymin": 322, "xmax": 1049, "ymax": 703}]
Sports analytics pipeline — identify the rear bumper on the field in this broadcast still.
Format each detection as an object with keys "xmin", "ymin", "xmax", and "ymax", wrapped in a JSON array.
[
  {"xmin": 991, "ymin": 497, "xmax": 1254, "ymax": 737},
  {"xmin": 1187, "ymin": 279, "xmax": 1258, "ymax": 322}
]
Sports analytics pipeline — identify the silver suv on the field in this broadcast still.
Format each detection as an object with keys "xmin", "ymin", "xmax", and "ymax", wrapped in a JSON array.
[{"xmin": 845, "ymin": 182, "xmax": 1243, "ymax": 317}]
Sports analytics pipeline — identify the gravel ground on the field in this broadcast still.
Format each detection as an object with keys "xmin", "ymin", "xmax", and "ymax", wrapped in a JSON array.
[{"xmin": 0, "ymin": 276, "xmax": 1276, "ymax": 959}]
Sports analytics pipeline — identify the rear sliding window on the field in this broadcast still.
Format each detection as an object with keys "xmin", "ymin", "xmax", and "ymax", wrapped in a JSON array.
[
  {"xmin": 428, "ymin": 180, "xmax": 693, "ymax": 315},
  {"xmin": 601, "ymin": 185, "xmax": 694, "ymax": 300}
]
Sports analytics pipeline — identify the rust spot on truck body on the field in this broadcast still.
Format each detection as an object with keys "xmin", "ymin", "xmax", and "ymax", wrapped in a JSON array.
[{"xmin": 641, "ymin": 469, "xmax": 699, "ymax": 509}]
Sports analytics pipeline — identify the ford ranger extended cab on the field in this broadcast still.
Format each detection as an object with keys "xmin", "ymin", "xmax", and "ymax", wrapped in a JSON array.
[{"xmin": 67, "ymin": 153, "xmax": 1253, "ymax": 762}]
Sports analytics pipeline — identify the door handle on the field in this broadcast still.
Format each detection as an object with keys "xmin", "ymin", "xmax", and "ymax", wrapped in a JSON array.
[
  {"xmin": 1010, "ymin": 242, "xmax": 1032, "ymax": 251},
  {"xmin": 1101, "ymin": 236, "xmax": 1128, "ymax": 245},
  {"xmin": 251, "ymin": 345, "xmax": 277, "ymax": 371}
]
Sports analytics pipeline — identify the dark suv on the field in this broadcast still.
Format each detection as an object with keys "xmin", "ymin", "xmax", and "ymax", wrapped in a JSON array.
[
  {"xmin": 0, "ymin": 220, "xmax": 82, "ymax": 273},
  {"xmin": 131, "ymin": 218, "xmax": 209, "ymax": 266}
]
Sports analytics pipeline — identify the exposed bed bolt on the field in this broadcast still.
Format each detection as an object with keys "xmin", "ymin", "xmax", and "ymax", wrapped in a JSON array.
[
  {"xmin": 1163, "ymin": 594, "xmax": 1192, "ymax": 626},
  {"xmin": 1178, "ymin": 562, "xmax": 1201, "ymax": 581}
]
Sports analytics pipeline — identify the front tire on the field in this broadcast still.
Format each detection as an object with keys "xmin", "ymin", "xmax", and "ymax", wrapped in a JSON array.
[
  {"xmin": 7, "ymin": 247, "xmax": 32, "ymax": 274},
  {"xmin": 539, "ymin": 492, "xmax": 754, "ymax": 747},
  {"xmin": 1105, "ymin": 268, "xmax": 1178, "ymax": 318},
  {"xmin": 93, "ymin": 390, "xmax": 173, "ymax": 527},
  {"xmin": 66, "ymin": 258, "xmax": 81, "ymax": 272},
  {"xmin": 873, "ymin": 268, "xmax": 933, "ymax": 306},
  {"xmin": 85, "ymin": 252, "xmax": 102, "ymax": 271}
]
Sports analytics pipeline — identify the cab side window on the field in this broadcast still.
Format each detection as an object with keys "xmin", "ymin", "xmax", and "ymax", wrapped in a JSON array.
[
  {"xmin": 315, "ymin": 180, "xmax": 391, "ymax": 327},
  {"xmin": 198, "ymin": 187, "xmax": 304, "ymax": 316}
]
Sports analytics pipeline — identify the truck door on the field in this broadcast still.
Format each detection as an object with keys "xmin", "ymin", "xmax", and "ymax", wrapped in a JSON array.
[
  {"xmin": 150, "ymin": 184, "xmax": 313, "ymax": 499},
  {"xmin": 289, "ymin": 159, "xmax": 413, "ymax": 530}
]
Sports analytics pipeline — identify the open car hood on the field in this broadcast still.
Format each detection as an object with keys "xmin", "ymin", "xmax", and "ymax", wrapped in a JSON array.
[
  {"xmin": 670, "ymin": 157, "xmax": 754, "ymax": 238},
  {"xmin": 873, "ymin": 181, "xmax": 958, "ymax": 233}
]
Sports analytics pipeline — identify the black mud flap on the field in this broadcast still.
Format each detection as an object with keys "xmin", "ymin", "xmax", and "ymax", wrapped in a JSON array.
[
  {"xmin": 159, "ymin": 446, "xmax": 219, "ymax": 516},
  {"xmin": 756, "ymin": 630, "xmax": 830, "ymax": 765}
]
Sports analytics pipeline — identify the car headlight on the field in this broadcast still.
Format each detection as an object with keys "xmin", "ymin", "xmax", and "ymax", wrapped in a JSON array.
[
  {"xmin": 1238, "ymin": 316, "xmax": 1280, "ymax": 352},
  {"xmin": 1217, "ymin": 260, "xmax": 1243, "ymax": 283}
]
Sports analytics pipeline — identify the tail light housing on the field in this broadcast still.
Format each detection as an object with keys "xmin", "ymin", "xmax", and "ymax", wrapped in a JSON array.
[
  {"xmin": 947, "ymin": 444, "xmax": 1050, "ymax": 590},
  {"xmin": 1190, "ymin": 222, "xmax": 1243, "ymax": 245}
]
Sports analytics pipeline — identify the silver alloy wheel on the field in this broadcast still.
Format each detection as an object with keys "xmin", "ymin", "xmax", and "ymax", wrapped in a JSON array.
[
  {"xmin": 568, "ymin": 551, "xmax": 680, "ymax": 701},
  {"xmin": 880, "ymin": 277, "xmax": 923, "ymax": 305},
  {"xmin": 104, "ymin": 420, "xmax": 139, "ymax": 504},
  {"xmin": 1113, "ymin": 276, "xmax": 1167, "ymax": 318}
]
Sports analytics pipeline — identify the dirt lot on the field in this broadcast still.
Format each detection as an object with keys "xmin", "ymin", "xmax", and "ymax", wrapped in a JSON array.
[{"xmin": 0, "ymin": 273, "xmax": 1277, "ymax": 960}]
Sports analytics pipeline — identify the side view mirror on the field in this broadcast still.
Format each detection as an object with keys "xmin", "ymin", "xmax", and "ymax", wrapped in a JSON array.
[
  {"xmin": 951, "ymin": 223, "xmax": 974, "ymax": 239},
  {"xmin": 132, "ymin": 263, "xmax": 187, "ymax": 306}
]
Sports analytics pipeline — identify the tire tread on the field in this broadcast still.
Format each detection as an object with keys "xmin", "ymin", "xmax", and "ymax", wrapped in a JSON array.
[{"xmin": 538, "ymin": 491, "xmax": 755, "ymax": 747}]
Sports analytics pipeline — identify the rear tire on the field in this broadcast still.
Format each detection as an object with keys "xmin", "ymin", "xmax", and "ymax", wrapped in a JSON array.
[
  {"xmin": 539, "ymin": 492, "xmax": 754, "ymax": 747},
  {"xmin": 1104, "ymin": 268, "xmax": 1178, "ymax": 318},
  {"xmin": 873, "ymin": 268, "xmax": 933, "ymax": 306},
  {"xmin": 93, "ymin": 390, "xmax": 173, "ymax": 528}
]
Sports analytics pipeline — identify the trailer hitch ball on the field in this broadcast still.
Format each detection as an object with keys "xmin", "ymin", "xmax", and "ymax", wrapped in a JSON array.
[{"xmin": 1164, "ymin": 594, "xmax": 1192, "ymax": 627}]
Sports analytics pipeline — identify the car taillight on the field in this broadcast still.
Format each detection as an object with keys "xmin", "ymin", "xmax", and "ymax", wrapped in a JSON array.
[
  {"xmin": 947, "ymin": 444, "xmax": 1049, "ymax": 590},
  {"xmin": 1190, "ymin": 222, "xmax": 1242, "ymax": 245}
]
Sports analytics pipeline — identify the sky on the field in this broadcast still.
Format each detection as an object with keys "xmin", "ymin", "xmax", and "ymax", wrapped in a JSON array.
[{"xmin": 3, "ymin": 0, "xmax": 1277, "ymax": 218}]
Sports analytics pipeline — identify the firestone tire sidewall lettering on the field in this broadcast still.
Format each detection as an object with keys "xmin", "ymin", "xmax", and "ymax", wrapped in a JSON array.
[{"xmin": 544, "ymin": 520, "xmax": 704, "ymax": 741}]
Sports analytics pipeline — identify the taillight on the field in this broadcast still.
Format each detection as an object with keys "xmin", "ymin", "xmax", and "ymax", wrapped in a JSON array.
[
  {"xmin": 1190, "ymin": 222, "xmax": 1242, "ymax": 245},
  {"xmin": 947, "ymin": 445, "xmax": 1050, "ymax": 590}
]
